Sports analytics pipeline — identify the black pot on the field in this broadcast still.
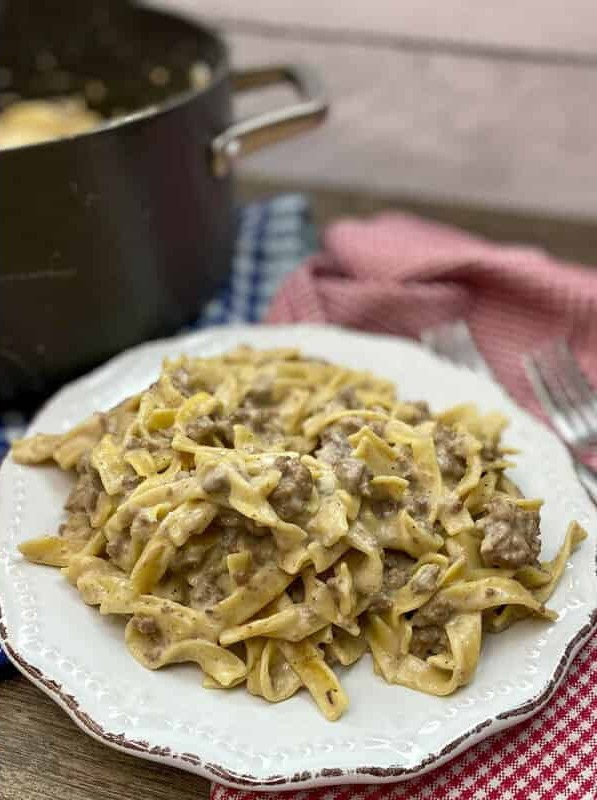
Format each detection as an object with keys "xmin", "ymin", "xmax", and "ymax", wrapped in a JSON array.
[{"xmin": 0, "ymin": 0, "xmax": 327, "ymax": 408}]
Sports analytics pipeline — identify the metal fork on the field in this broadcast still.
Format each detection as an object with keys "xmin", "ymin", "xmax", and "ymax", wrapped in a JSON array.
[
  {"xmin": 523, "ymin": 339, "xmax": 597, "ymax": 451},
  {"xmin": 420, "ymin": 319, "xmax": 492, "ymax": 377},
  {"xmin": 421, "ymin": 319, "xmax": 597, "ymax": 504}
]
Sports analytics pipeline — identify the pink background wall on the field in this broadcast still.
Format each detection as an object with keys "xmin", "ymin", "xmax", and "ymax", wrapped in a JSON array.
[{"xmin": 145, "ymin": 1, "xmax": 597, "ymax": 217}]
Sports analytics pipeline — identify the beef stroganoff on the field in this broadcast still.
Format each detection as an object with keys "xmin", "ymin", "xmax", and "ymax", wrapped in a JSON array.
[{"xmin": 12, "ymin": 347, "xmax": 586, "ymax": 720}]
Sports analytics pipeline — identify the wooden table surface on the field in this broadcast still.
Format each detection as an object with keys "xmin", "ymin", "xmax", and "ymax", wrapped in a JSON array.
[{"xmin": 2, "ymin": 180, "xmax": 596, "ymax": 800}]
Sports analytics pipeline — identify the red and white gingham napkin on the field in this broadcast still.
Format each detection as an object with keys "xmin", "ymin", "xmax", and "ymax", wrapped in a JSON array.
[
  {"xmin": 214, "ymin": 212, "xmax": 597, "ymax": 800},
  {"xmin": 267, "ymin": 211, "xmax": 597, "ymax": 415}
]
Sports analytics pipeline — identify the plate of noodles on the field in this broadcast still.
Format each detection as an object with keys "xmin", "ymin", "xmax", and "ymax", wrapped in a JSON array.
[{"xmin": 1, "ymin": 324, "xmax": 595, "ymax": 788}]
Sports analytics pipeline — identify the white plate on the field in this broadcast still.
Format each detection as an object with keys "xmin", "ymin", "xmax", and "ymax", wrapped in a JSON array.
[{"xmin": 1, "ymin": 324, "xmax": 596, "ymax": 790}]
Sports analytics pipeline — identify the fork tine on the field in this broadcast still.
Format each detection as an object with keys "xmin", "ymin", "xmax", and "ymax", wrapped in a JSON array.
[
  {"xmin": 420, "ymin": 326, "xmax": 440, "ymax": 353},
  {"xmin": 525, "ymin": 352, "xmax": 597, "ymax": 500},
  {"xmin": 553, "ymin": 340, "xmax": 597, "ymax": 430},
  {"xmin": 439, "ymin": 323, "xmax": 463, "ymax": 363},
  {"xmin": 419, "ymin": 324, "xmax": 451, "ymax": 354},
  {"xmin": 538, "ymin": 346, "xmax": 592, "ymax": 444},
  {"xmin": 420, "ymin": 323, "xmax": 454, "ymax": 363},
  {"xmin": 452, "ymin": 321, "xmax": 488, "ymax": 373},
  {"xmin": 523, "ymin": 353, "xmax": 577, "ymax": 443},
  {"xmin": 532, "ymin": 341, "xmax": 597, "ymax": 447},
  {"xmin": 420, "ymin": 320, "xmax": 492, "ymax": 377},
  {"xmin": 576, "ymin": 462, "xmax": 597, "ymax": 504}
]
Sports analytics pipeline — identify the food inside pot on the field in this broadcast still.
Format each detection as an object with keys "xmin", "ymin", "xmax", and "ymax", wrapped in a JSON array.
[
  {"xmin": 0, "ymin": 97, "xmax": 101, "ymax": 149},
  {"xmin": 0, "ymin": 61, "xmax": 212, "ymax": 150}
]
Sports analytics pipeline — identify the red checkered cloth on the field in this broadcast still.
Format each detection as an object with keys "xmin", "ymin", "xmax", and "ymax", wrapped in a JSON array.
[
  {"xmin": 214, "ymin": 213, "xmax": 597, "ymax": 800},
  {"xmin": 267, "ymin": 211, "xmax": 597, "ymax": 416}
]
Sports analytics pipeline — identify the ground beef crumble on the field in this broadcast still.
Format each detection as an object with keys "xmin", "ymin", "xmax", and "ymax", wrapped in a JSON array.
[
  {"xmin": 433, "ymin": 423, "xmax": 468, "ymax": 483},
  {"xmin": 185, "ymin": 416, "xmax": 233, "ymax": 445},
  {"xmin": 411, "ymin": 595, "xmax": 454, "ymax": 628},
  {"xmin": 64, "ymin": 468, "xmax": 103, "ymax": 515},
  {"xmin": 316, "ymin": 427, "xmax": 352, "ymax": 466},
  {"xmin": 334, "ymin": 457, "xmax": 371, "ymax": 495},
  {"xmin": 368, "ymin": 551, "xmax": 415, "ymax": 612},
  {"xmin": 477, "ymin": 497, "xmax": 541, "ymax": 569},
  {"xmin": 410, "ymin": 625, "xmax": 449, "ymax": 659},
  {"xmin": 268, "ymin": 456, "xmax": 314, "ymax": 520}
]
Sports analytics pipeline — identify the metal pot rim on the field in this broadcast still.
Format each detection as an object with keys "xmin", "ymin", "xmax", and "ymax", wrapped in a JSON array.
[{"xmin": 0, "ymin": 9, "xmax": 230, "ymax": 157}]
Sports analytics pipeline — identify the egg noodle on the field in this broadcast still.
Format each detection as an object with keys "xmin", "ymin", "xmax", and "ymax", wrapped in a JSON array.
[{"xmin": 12, "ymin": 347, "xmax": 586, "ymax": 720}]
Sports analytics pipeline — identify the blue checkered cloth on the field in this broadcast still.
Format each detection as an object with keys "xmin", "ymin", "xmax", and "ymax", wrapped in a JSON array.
[{"xmin": 0, "ymin": 193, "xmax": 315, "ymax": 673}]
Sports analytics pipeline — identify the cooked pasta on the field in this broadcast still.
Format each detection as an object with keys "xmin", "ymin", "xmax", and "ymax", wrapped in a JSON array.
[{"xmin": 12, "ymin": 346, "xmax": 586, "ymax": 720}]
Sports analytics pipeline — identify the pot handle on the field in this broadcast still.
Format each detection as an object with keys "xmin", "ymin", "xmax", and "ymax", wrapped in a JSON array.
[{"xmin": 211, "ymin": 64, "xmax": 327, "ymax": 177}]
